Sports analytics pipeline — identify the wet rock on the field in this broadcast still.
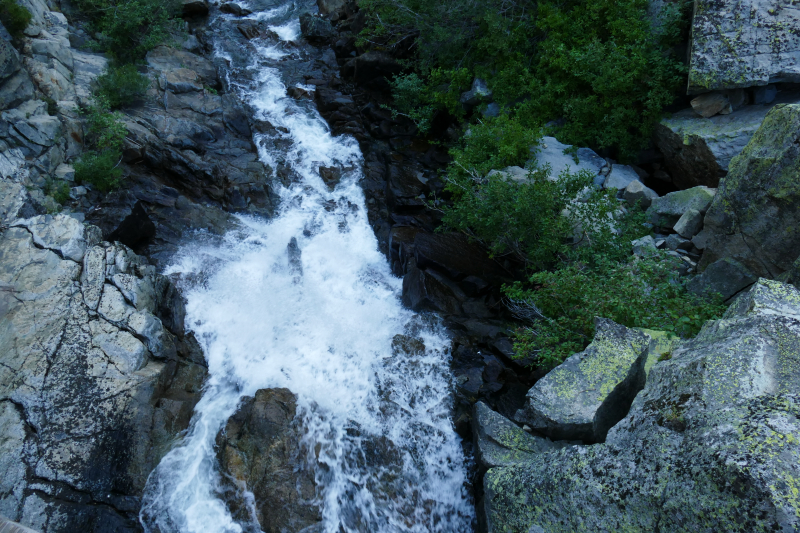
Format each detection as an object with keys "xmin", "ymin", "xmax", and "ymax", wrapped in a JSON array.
[
  {"xmin": 514, "ymin": 319, "xmax": 651, "ymax": 443},
  {"xmin": 647, "ymin": 186, "xmax": 715, "ymax": 230},
  {"xmin": 0, "ymin": 216, "xmax": 206, "ymax": 531},
  {"xmin": 472, "ymin": 401, "xmax": 565, "ymax": 473},
  {"xmin": 688, "ymin": 257, "xmax": 758, "ymax": 301},
  {"xmin": 300, "ymin": 13, "xmax": 335, "ymax": 42},
  {"xmin": 106, "ymin": 201, "xmax": 157, "ymax": 250},
  {"xmin": 695, "ymin": 104, "xmax": 800, "ymax": 280},
  {"xmin": 182, "ymin": 0, "xmax": 209, "ymax": 17},
  {"xmin": 485, "ymin": 280, "xmax": 800, "ymax": 533},
  {"xmin": 413, "ymin": 232, "xmax": 509, "ymax": 285},
  {"xmin": 220, "ymin": 2, "xmax": 252, "ymax": 16},
  {"xmin": 351, "ymin": 51, "xmax": 401, "ymax": 85},
  {"xmin": 216, "ymin": 389, "xmax": 321, "ymax": 533},
  {"xmin": 654, "ymin": 96, "xmax": 800, "ymax": 189},
  {"xmin": 402, "ymin": 263, "xmax": 464, "ymax": 315},
  {"xmin": 687, "ymin": 0, "xmax": 800, "ymax": 92},
  {"xmin": 690, "ymin": 92, "xmax": 731, "ymax": 118}
]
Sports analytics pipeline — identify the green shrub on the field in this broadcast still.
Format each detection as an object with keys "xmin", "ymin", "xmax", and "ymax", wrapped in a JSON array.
[
  {"xmin": 95, "ymin": 64, "xmax": 151, "ymax": 108},
  {"xmin": 0, "ymin": 0, "xmax": 32, "ymax": 37},
  {"xmin": 505, "ymin": 254, "xmax": 727, "ymax": 369},
  {"xmin": 74, "ymin": 96, "xmax": 127, "ymax": 192},
  {"xmin": 72, "ymin": 0, "xmax": 181, "ymax": 62},
  {"xmin": 45, "ymin": 178, "xmax": 71, "ymax": 205},
  {"xmin": 75, "ymin": 150, "xmax": 123, "ymax": 192}
]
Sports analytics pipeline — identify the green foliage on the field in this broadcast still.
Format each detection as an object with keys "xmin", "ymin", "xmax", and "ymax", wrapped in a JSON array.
[
  {"xmin": 95, "ymin": 64, "xmax": 151, "ymax": 108},
  {"xmin": 0, "ymin": 0, "xmax": 32, "ymax": 38},
  {"xmin": 359, "ymin": 0, "xmax": 688, "ymax": 159},
  {"xmin": 43, "ymin": 96, "xmax": 58, "ymax": 116},
  {"xmin": 45, "ymin": 178, "xmax": 70, "ymax": 205},
  {"xmin": 75, "ymin": 96, "xmax": 126, "ymax": 192},
  {"xmin": 506, "ymin": 254, "xmax": 727, "ymax": 369},
  {"xmin": 72, "ymin": 0, "xmax": 181, "ymax": 62}
]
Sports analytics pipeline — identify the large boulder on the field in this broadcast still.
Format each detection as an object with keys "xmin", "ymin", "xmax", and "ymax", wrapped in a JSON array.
[
  {"xmin": 654, "ymin": 98, "xmax": 800, "ymax": 189},
  {"xmin": 529, "ymin": 136, "xmax": 607, "ymax": 185},
  {"xmin": 647, "ymin": 185, "xmax": 715, "ymax": 231},
  {"xmin": 483, "ymin": 279, "xmax": 800, "ymax": 533},
  {"xmin": 687, "ymin": 0, "xmax": 800, "ymax": 92},
  {"xmin": 514, "ymin": 319, "xmax": 651, "ymax": 443},
  {"xmin": 0, "ymin": 214, "xmax": 206, "ymax": 532},
  {"xmin": 695, "ymin": 104, "xmax": 800, "ymax": 280},
  {"xmin": 216, "ymin": 389, "xmax": 322, "ymax": 532}
]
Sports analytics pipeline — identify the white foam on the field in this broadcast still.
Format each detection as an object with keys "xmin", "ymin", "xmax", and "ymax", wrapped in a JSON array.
[{"xmin": 140, "ymin": 3, "xmax": 474, "ymax": 532}]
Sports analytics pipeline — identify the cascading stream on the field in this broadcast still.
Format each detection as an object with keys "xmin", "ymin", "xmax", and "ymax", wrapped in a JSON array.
[{"xmin": 139, "ymin": 2, "xmax": 474, "ymax": 532}]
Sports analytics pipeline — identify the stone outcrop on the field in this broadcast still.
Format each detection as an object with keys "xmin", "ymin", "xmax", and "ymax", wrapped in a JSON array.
[
  {"xmin": 514, "ymin": 319, "xmax": 652, "ymax": 443},
  {"xmin": 688, "ymin": 0, "xmax": 800, "ymax": 93},
  {"xmin": 483, "ymin": 279, "xmax": 800, "ymax": 533},
  {"xmin": 0, "ymin": 214, "xmax": 207, "ymax": 532},
  {"xmin": 216, "ymin": 389, "xmax": 321, "ymax": 533},
  {"xmin": 647, "ymin": 185, "xmax": 715, "ymax": 233},
  {"xmin": 654, "ymin": 94, "xmax": 800, "ymax": 189},
  {"xmin": 694, "ymin": 104, "xmax": 800, "ymax": 286}
]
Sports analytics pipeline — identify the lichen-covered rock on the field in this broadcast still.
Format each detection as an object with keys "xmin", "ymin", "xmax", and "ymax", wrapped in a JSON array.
[
  {"xmin": 647, "ymin": 185, "xmax": 715, "ymax": 230},
  {"xmin": 696, "ymin": 104, "xmax": 800, "ymax": 280},
  {"xmin": 0, "ymin": 215, "xmax": 206, "ymax": 532},
  {"xmin": 514, "ymin": 319, "xmax": 651, "ymax": 443},
  {"xmin": 484, "ymin": 279, "xmax": 800, "ymax": 533},
  {"xmin": 687, "ymin": 0, "xmax": 800, "ymax": 92},
  {"xmin": 472, "ymin": 402, "xmax": 566, "ymax": 473},
  {"xmin": 216, "ymin": 389, "xmax": 322, "ymax": 533}
]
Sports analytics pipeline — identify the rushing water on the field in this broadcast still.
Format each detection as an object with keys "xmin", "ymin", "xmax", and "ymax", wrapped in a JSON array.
[{"xmin": 139, "ymin": 2, "xmax": 474, "ymax": 532}]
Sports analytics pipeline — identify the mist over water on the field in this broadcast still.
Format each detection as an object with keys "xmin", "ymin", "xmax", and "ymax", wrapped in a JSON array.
[{"xmin": 139, "ymin": 2, "xmax": 475, "ymax": 532}]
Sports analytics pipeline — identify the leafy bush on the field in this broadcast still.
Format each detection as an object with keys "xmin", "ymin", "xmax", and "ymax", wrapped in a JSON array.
[
  {"xmin": 72, "ymin": 0, "xmax": 181, "ymax": 62},
  {"xmin": 505, "ymin": 254, "xmax": 727, "ymax": 369},
  {"xmin": 0, "ymin": 0, "xmax": 32, "ymax": 37},
  {"xmin": 75, "ymin": 96, "xmax": 127, "ymax": 191},
  {"xmin": 45, "ymin": 178, "xmax": 71, "ymax": 205},
  {"xmin": 95, "ymin": 64, "xmax": 151, "ymax": 108}
]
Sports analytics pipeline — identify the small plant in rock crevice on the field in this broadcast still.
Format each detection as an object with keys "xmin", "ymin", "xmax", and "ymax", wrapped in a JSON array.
[
  {"xmin": 94, "ymin": 64, "xmax": 152, "ymax": 109},
  {"xmin": 0, "ymin": 0, "xmax": 32, "ymax": 38},
  {"xmin": 74, "ymin": 95, "xmax": 127, "ymax": 192}
]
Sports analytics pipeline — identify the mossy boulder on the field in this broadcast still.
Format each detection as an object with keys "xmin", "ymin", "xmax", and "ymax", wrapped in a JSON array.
[
  {"xmin": 696, "ymin": 104, "xmax": 800, "ymax": 279},
  {"xmin": 483, "ymin": 280, "xmax": 800, "ymax": 533},
  {"xmin": 647, "ymin": 186, "xmax": 715, "ymax": 231},
  {"xmin": 514, "ymin": 319, "xmax": 651, "ymax": 443}
]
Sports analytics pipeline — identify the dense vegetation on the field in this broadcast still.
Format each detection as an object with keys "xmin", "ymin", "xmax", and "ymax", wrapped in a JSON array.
[
  {"xmin": 74, "ymin": 96, "xmax": 128, "ymax": 191},
  {"xmin": 357, "ymin": 0, "xmax": 724, "ymax": 368},
  {"xmin": 0, "ymin": 0, "xmax": 32, "ymax": 37}
]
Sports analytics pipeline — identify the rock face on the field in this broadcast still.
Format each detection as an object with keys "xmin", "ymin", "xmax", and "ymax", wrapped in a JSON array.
[
  {"xmin": 688, "ymin": 0, "xmax": 800, "ymax": 92},
  {"xmin": 695, "ymin": 104, "xmax": 800, "ymax": 281},
  {"xmin": 0, "ymin": 214, "xmax": 206, "ymax": 532},
  {"xmin": 514, "ymin": 319, "xmax": 651, "ymax": 443},
  {"xmin": 484, "ymin": 279, "xmax": 800, "ymax": 533},
  {"xmin": 216, "ymin": 389, "xmax": 321, "ymax": 533},
  {"xmin": 653, "ymin": 96, "xmax": 800, "ymax": 189}
]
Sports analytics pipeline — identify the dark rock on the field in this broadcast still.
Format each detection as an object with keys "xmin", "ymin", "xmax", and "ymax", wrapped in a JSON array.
[
  {"xmin": 106, "ymin": 201, "xmax": 157, "ymax": 250},
  {"xmin": 317, "ymin": 0, "xmax": 346, "ymax": 17},
  {"xmin": 216, "ymin": 389, "xmax": 322, "ymax": 532},
  {"xmin": 220, "ymin": 2, "xmax": 252, "ymax": 16},
  {"xmin": 688, "ymin": 257, "xmax": 757, "ymax": 301},
  {"xmin": 0, "ymin": 37, "xmax": 21, "ymax": 82},
  {"xmin": 352, "ymin": 51, "xmax": 401, "ymax": 84},
  {"xmin": 696, "ymin": 104, "xmax": 800, "ymax": 280},
  {"xmin": 299, "ymin": 13, "xmax": 335, "ymax": 42},
  {"xmin": 402, "ymin": 263, "xmax": 464, "ymax": 315},
  {"xmin": 237, "ymin": 21, "xmax": 262, "ymax": 40},
  {"xmin": 413, "ymin": 232, "xmax": 510, "ymax": 285},
  {"xmin": 181, "ymin": 0, "xmax": 209, "ymax": 17}
]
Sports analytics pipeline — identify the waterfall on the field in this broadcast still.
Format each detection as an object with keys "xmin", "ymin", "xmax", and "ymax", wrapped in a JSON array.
[{"xmin": 139, "ymin": 2, "xmax": 475, "ymax": 532}]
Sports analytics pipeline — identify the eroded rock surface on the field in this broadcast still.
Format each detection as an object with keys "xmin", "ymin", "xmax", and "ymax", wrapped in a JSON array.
[
  {"xmin": 484, "ymin": 279, "xmax": 800, "ymax": 533},
  {"xmin": 0, "ymin": 214, "xmax": 206, "ymax": 532}
]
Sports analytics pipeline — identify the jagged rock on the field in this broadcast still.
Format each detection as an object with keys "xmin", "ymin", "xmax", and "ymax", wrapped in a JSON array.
[
  {"xmin": 514, "ymin": 319, "xmax": 651, "ymax": 443},
  {"xmin": 0, "ymin": 38, "xmax": 21, "ymax": 82},
  {"xmin": 164, "ymin": 67, "xmax": 203, "ymax": 93},
  {"xmin": 0, "ymin": 71, "xmax": 35, "ymax": 110},
  {"xmin": 690, "ymin": 92, "xmax": 731, "ymax": 118},
  {"xmin": 654, "ymin": 97, "xmax": 800, "ymax": 189},
  {"xmin": 623, "ymin": 179, "xmax": 658, "ymax": 208},
  {"xmin": 317, "ymin": 0, "xmax": 347, "ymax": 16},
  {"xmin": 696, "ymin": 104, "xmax": 800, "ymax": 280},
  {"xmin": 484, "ymin": 279, "xmax": 800, "ymax": 533},
  {"xmin": 72, "ymin": 51, "xmax": 108, "ymax": 105},
  {"xmin": 529, "ymin": 136, "xmax": 606, "ymax": 183},
  {"xmin": 673, "ymin": 208, "xmax": 703, "ymax": 238},
  {"xmin": 647, "ymin": 186, "xmax": 715, "ymax": 230},
  {"xmin": 688, "ymin": 257, "xmax": 758, "ymax": 301},
  {"xmin": 687, "ymin": 0, "xmax": 800, "ymax": 92},
  {"xmin": 216, "ymin": 389, "xmax": 322, "ymax": 532},
  {"xmin": 300, "ymin": 13, "xmax": 335, "ymax": 41},
  {"xmin": 413, "ymin": 232, "xmax": 509, "ymax": 285},
  {"xmin": 472, "ymin": 402, "xmax": 566, "ymax": 473},
  {"xmin": 220, "ymin": 2, "xmax": 252, "ymax": 15},
  {"xmin": 0, "ymin": 215, "xmax": 206, "ymax": 532},
  {"xmin": 631, "ymin": 235, "xmax": 657, "ymax": 256}
]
